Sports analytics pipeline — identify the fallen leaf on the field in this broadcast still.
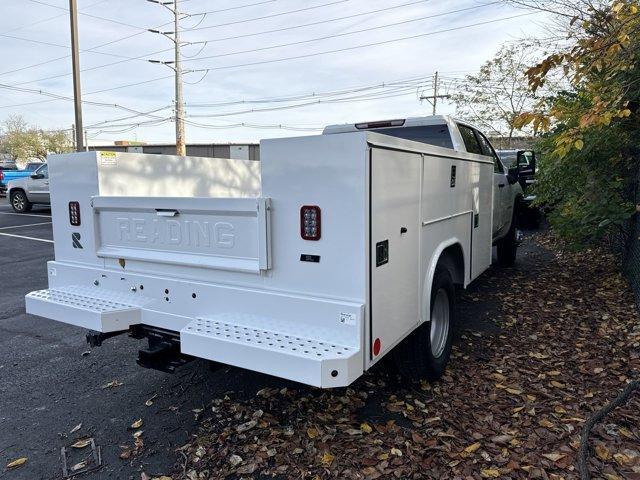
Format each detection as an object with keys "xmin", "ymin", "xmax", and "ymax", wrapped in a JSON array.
[
  {"xmin": 481, "ymin": 468, "xmax": 501, "ymax": 478},
  {"xmin": 595, "ymin": 444, "xmax": 611, "ymax": 461},
  {"xmin": 307, "ymin": 427, "xmax": 319, "ymax": 439},
  {"xmin": 71, "ymin": 461, "xmax": 87, "ymax": 472},
  {"xmin": 131, "ymin": 419, "xmax": 143, "ymax": 429},
  {"xmin": 320, "ymin": 452, "xmax": 334, "ymax": 466},
  {"xmin": 542, "ymin": 453, "xmax": 565, "ymax": 462},
  {"xmin": 390, "ymin": 447, "xmax": 403, "ymax": 457},
  {"xmin": 71, "ymin": 438, "xmax": 92, "ymax": 449},
  {"xmin": 228, "ymin": 454, "xmax": 243, "ymax": 466},
  {"xmin": 6, "ymin": 458, "xmax": 27, "ymax": 469},
  {"xmin": 236, "ymin": 420, "xmax": 256, "ymax": 433},
  {"xmin": 464, "ymin": 442, "xmax": 482, "ymax": 454},
  {"xmin": 102, "ymin": 380, "xmax": 123, "ymax": 389},
  {"xmin": 145, "ymin": 395, "xmax": 157, "ymax": 407},
  {"xmin": 539, "ymin": 419, "xmax": 555, "ymax": 429},
  {"xmin": 360, "ymin": 423, "xmax": 372, "ymax": 434},
  {"xmin": 70, "ymin": 423, "xmax": 82, "ymax": 434}
]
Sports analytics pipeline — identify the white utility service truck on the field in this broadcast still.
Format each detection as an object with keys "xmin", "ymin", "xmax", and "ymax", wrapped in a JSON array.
[{"xmin": 25, "ymin": 116, "xmax": 522, "ymax": 388}]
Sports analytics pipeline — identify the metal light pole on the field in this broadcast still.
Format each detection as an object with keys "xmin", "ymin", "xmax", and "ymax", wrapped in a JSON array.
[{"xmin": 69, "ymin": 0, "xmax": 84, "ymax": 151}]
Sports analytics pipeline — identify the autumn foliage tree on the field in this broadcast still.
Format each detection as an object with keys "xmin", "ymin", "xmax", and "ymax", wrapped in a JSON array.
[
  {"xmin": 452, "ymin": 43, "xmax": 540, "ymax": 146},
  {"xmin": 514, "ymin": 0, "xmax": 640, "ymax": 246}
]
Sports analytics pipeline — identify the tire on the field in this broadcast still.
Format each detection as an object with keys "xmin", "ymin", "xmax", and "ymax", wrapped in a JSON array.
[
  {"xmin": 393, "ymin": 266, "xmax": 455, "ymax": 381},
  {"xmin": 497, "ymin": 210, "xmax": 518, "ymax": 266},
  {"xmin": 10, "ymin": 190, "xmax": 32, "ymax": 213}
]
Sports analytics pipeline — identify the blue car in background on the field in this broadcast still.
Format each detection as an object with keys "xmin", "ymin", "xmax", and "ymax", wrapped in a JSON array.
[{"xmin": 0, "ymin": 161, "xmax": 45, "ymax": 196}]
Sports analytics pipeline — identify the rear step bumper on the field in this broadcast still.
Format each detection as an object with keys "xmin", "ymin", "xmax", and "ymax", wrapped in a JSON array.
[
  {"xmin": 181, "ymin": 316, "xmax": 361, "ymax": 388},
  {"xmin": 26, "ymin": 286, "xmax": 150, "ymax": 333},
  {"xmin": 26, "ymin": 286, "xmax": 363, "ymax": 388}
]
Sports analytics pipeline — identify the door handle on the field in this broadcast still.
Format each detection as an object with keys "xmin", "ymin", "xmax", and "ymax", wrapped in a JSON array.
[
  {"xmin": 155, "ymin": 209, "xmax": 179, "ymax": 217},
  {"xmin": 498, "ymin": 183, "xmax": 505, "ymax": 188}
]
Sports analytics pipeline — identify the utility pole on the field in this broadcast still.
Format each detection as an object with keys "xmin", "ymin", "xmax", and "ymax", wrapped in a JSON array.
[
  {"xmin": 420, "ymin": 71, "xmax": 450, "ymax": 115},
  {"xmin": 174, "ymin": 0, "xmax": 185, "ymax": 156},
  {"xmin": 148, "ymin": 0, "xmax": 186, "ymax": 156},
  {"xmin": 69, "ymin": 0, "xmax": 84, "ymax": 151}
]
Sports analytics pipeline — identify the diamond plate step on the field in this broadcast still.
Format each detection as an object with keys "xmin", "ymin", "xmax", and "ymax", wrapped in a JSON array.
[{"xmin": 26, "ymin": 286, "xmax": 149, "ymax": 332}]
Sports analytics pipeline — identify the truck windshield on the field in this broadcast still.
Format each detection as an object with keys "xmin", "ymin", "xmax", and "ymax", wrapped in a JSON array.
[{"xmin": 370, "ymin": 125, "xmax": 453, "ymax": 149}]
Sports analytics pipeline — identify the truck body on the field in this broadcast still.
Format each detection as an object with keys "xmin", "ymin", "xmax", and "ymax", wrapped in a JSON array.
[{"xmin": 25, "ymin": 116, "xmax": 522, "ymax": 388}]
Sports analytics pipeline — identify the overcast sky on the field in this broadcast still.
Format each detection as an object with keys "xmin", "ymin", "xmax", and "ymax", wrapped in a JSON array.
[{"xmin": 0, "ymin": 0, "xmax": 549, "ymax": 144}]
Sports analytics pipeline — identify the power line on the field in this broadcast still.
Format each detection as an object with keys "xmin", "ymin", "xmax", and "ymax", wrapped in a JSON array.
[
  {"xmin": 188, "ymin": 0, "xmax": 352, "ymax": 31},
  {"xmin": 4, "ymin": 0, "xmax": 109, "ymax": 34},
  {"xmin": 189, "ymin": 12, "xmax": 539, "ymax": 75},
  {"xmin": 183, "ymin": 0, "xmax": 433, "ymax": 46},
  {"xmin": 2, "ymin": 0, "xmax": 430, "ymax": 82},
  {"xmin": 186, "ymin": 75, "xmax": 433, "ymax": 107},
  {"xmin": 27, "ymin": 0, "xmax": 149, "ymax": 31},
  {"xmin": 0, "ymin": 81, "xmax": 171, "ymax": 118},
  {"xmin": 181, "ymin": 2, "xmax": 499, "ymax": 64}
]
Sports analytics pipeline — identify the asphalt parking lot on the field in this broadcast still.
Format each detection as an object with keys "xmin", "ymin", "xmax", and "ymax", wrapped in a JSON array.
[
  {"xmin": 0, "ymin": 196, "xmax": 297, "ymax": 479},
  {"xmin": 0, "ymin": 196, "xmax": 540, "ymax": 480}
]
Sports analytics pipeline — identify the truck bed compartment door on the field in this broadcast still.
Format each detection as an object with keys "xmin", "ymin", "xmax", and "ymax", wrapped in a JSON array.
[
  {"xmin": 370, "ymin": 149, "xmax": 421, "ymax": 359},
  {"xmin": 92, "ymin": 196, "xmax": 271, "ymax": 273}
]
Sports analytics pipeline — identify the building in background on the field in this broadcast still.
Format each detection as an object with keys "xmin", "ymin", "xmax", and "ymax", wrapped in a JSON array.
[{"xmin": 89, "ymin": 141, "xmax": 260, "ymax": 161}]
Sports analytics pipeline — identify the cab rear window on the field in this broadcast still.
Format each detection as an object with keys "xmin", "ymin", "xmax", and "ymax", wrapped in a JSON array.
[{"xmin": 370, "ymin": 125, "xmax": 453, "ymax": 149}]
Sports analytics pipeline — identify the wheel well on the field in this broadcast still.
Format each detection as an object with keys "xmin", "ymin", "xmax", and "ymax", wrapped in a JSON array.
[
  {"xmin": 437, "ymin": 243, "xmax": 465, "ymax": 286},
  {"xmin": 9, "ymin": 188, "xmax": 25, "ymax": 198}
]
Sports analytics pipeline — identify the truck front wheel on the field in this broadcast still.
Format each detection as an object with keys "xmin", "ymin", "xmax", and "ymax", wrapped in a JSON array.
[
  {"xmin": 496, "ymin": 210, "xmax": 518, "ymax": 266},
  {"xmin": 393, "ymin": 266, "xmax": 455, "ymax": 381},
  {"xmin": 10, "ymin": 190, "xmax": 32, "ymax": 213}
]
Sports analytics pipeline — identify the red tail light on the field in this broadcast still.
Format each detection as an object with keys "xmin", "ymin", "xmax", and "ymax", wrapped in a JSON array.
[
  {"xmin": 69, "ymin": 201, "xmax": 81, "ymax": 226},
  {"xmin": 0, "ymin": 171, "xmax": 4, "ymax": 182},
  {"xmin": 300, "ymin": 205, "xmax": 321, "ymax": 240}
]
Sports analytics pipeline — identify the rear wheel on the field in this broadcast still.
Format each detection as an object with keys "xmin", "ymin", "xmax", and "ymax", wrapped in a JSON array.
[
  {"xmin": 393, "ymin": 266, "xmax": 455, "ymax": 381},
  {"xmin": 10, "ymin": 190, "xmax": 32, "ymax": 213}
]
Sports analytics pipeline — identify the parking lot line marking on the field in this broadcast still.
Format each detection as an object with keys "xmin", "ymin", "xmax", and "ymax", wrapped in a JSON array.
[
  {"xmin": 0, "ymin": 222, "xmax": 52, "ymax": 230},
  {"xmin": 0, "ymin": 212, "xmax": 52, "ymax": 218},
  {"xmin": 0, "ymin": 232, "xmax": 53, "ymax": 243}
]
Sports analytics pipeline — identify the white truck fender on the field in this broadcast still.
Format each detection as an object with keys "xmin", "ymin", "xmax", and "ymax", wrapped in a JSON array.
[{"xmin": 421, "ymin": 237, "xmax": 466, "ymax": 325}]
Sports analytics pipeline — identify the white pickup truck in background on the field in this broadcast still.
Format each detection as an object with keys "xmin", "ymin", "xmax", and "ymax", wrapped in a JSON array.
[{"xmin": 25, "ymin": 115, "xmax": 523, "ymax": 388}]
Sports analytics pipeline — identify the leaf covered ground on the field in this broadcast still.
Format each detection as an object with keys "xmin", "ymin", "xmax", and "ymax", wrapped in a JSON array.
[{"xmin": 173, "ymin": 233, "xmax": 640, "ymax": 479}]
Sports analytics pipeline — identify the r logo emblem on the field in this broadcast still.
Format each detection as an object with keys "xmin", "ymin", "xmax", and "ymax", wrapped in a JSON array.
[{"xmin": 72, "ymin": 232, "xmax": 83, "ymax": 249}]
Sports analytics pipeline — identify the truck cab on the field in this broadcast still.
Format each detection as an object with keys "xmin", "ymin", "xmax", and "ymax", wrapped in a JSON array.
[{"xmin": 324, "ymin": 116, "xmax": 524, "ymax": 264}]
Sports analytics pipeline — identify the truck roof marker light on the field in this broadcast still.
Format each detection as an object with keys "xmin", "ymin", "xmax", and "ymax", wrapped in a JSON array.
[
  {"xmin": 69, "ymin": 201, "xmax": 81, "ymax": 226},
  {"xmin": 355, "ymin": 119, "xmax": 405, "ymax": 129},
  {"xmin": 300, "ymin": 205, "xmax": 321, "ymax": 241}
]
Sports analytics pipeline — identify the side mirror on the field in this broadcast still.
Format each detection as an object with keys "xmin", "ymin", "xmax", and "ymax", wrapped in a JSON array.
[
  {"xmin": 30, "ymin": 173, "xmax": 44, "ymax": 179},
  {"xmin": 517, "ymin": 150, "xmax": 536, "ymax": 175}
]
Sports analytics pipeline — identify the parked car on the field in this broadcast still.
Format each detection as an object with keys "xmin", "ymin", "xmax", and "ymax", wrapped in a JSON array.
[
  {"xmin": 0, "ymin": 167, "xmax": 38, "ymax": 197},
  {"xmin": 26, "ymin": 116, "xmax": 524, "ymax": 388},
  {"xmin": 24, "ymin": 161, "xmax": 46, "ymax": 172},
  {"xmin": 7, "ymin": 163, "xmax": 50, "ymax": 212}
]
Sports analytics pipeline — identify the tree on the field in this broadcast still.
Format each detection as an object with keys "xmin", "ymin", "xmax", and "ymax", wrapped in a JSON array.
[
  {"xmin": 451, "ymin": 43, "xmax": 540, "ymax": 146},
  {"xmin": 514, "ymin": 0, "xmax": 640, "ymax": 247},
  {"xmin": 0, "ymin": 115, "xmax": 73, "ymax": 162}
]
